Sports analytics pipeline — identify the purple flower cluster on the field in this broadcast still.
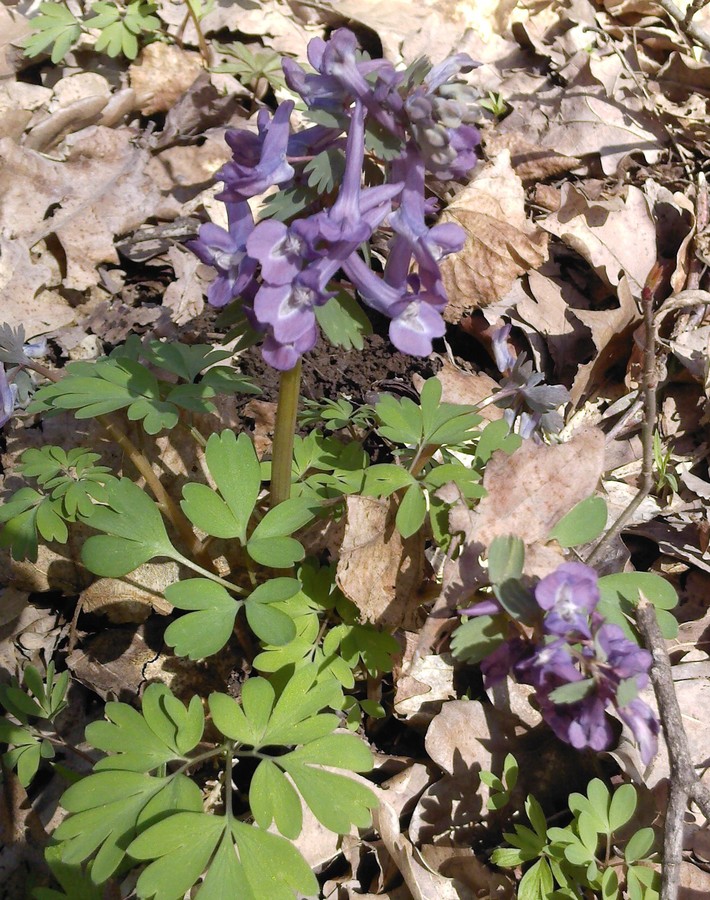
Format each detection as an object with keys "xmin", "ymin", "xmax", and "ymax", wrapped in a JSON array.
[
  {"xmin": 482, "ymin": 563, "xmax": 659, "ymax": 764},
  {"xmin": 188, "ymin": 29, "xmax": 482, "ymax": 369},
  {"xmin": 490, "ymin": 324, "xmax": 570, "ymax": 438}
]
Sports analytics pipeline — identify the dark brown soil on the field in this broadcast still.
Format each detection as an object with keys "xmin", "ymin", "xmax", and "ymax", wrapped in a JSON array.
[{"xmin": 238, "ymin": 329, "xmax": 441, "ymax": 406}]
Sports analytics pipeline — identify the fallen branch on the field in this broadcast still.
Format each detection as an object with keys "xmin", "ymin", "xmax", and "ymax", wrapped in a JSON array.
[
  {"xmin": 636, "ymin": 597, "xmax": 710, "ymax": 899},
  {"xmin": 655, "ymin": 0, "xmax": 710, "ymax": 53}
]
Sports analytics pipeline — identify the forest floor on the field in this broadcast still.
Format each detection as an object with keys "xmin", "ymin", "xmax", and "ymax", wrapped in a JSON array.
[{"xmin": 1, "ymin": 0, "xmax": 710, "ymax": 897}]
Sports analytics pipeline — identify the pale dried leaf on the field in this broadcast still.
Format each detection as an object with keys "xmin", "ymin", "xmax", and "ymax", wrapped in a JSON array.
[
  {"xmin": 79, "ymin": 561, "xmax": 177, "ymax": 624},
  {"xmin": 541, "ymin": 184, "xmax": 657, "ymax": 297},
  {"xmin": 394, "ymin": 654, "xmax": 456, "ymax": 726},
  {"xmin": 129, "ymin": 43, "xmax": 203, "ymax": 115},
  {"xmin": 162, "ymin": 245, "xmax": 205, "ymax": 325},
  {"xmin": 440, "ymin": 151, "xmax": 549, "ymax": 320},
  {"xmin": 470, "ymin": 427, "xmax": 605, "ymax": 547},
  {"xmin": 336, "ymin": 496, "xmax": 425, "ymax": 630},
  {"xmin": 541, "ymin": 92, "xmax": 666, "ymax": 175}
]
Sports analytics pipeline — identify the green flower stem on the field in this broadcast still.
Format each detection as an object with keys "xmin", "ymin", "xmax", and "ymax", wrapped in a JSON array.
[
  {"xmin": 269, "ymin": 359, "xmax": 302, "ymax": 507},
  {"xmin": 173, "ymin": 554, "xmax": 248, "ymax": 595}
]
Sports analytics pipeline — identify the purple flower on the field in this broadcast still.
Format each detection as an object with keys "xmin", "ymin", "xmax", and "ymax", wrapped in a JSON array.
[
  {"xmin": 515, "ymin": 639, "xmax": 584, "ymax": 693},
  {"xmin": 535, "ymin": 563, "xmax": 600, "ymax": 639},
  {"xmin": 617, "ymin": 698, "xmax": 659, "ymax": 765},
  {"xmin": 283, "ymin": 29, "xmax": 399, "ymax": 135},
  {"xmin": 246, "ymin": 219, "xmax": 311, "ymax": 286},
  {"xmin": 596, "ymin": 624, "xmax": 652, "ymax": 685},
  {"xmin": 187, "ymin": 202, "xmax": 256, "ymax": 308},
  {"xmin": 0, "ymin": 363, "xmax": 17, "ymax": 428},
  {"xmin": 404, "ymin": 55, "xmax": 481, "ymax": 180},
  {"xmin": 295, "ymin": 101, "xmax": 400, "ymax": 258},
  {"xmin": 217, "ymin": 101, "xmax": 295, "ymax": 202},
  {"xmin": 253, "ymin": 265, "xmax": 334, "ymax": 346},
  {"xmin": 541, "ymin": 694, "xmax": 616, "ymax": 753}
]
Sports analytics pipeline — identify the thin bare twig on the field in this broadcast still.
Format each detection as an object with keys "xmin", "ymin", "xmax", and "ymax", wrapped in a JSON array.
[
  {"xmin": 636, "ymin": 598, "xmax": 710, "ymax": 899},
  {"xmin": 587, "ymin": 264, "xmax": 660, "ymax": 565},
  {"xmin": 655, "ymin": 0, "xmax": 710, "ymax": 53}
]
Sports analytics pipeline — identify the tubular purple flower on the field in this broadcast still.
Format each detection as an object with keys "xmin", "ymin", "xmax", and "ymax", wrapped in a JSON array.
[
  {"xmin": 514, "ymin": 639, "xmax": 584, "ymax": 693},
  {"xmin": 262, "ymin": 326, "xmax": 318, "ymax": 371},
  {"xmin": 535, "ymin": 562, "xmax": 600, "ymax": 639},
  {"xmin": 617, "ymin": 698, "xmax": 659, "ymax": 765},
  {"xmin": 0, "ymin": 363, "xmax": 17, "ymax": 428},
  {"xmin": 246, "ymin": 219, "xmax": 310, "ymax": 286},
  {"xmin": 253, "ymin": 263, "xmax": 336, "ymax": 345},
  {"xmin": 217, "ymin": 101, "xmax": 295, "ymax": 202},
  {"xmin": 389, "ymin": 148, "xmax": 465, "ymax": 266},
  {"xmin": 187, "ymin": 202, "xmax": 256, "ymax": 308},
  {"xmin": 542, "ymin": 695, "xmax": 616, "ymax": 753},
  {"xmin": 424, "ymin": 53, "xmax": 479, "ymax": 92},
  {"xmin": 596, "ymin": 624, "xmax": 652, "ymax": 684}
]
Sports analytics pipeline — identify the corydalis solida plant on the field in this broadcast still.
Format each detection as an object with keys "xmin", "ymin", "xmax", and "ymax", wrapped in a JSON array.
[
  {"xmin": 464, "ymin": 560, "xmax": 660, "ymax": 764},
  {"xmin": 189, "ymin": 28, "xmax": 481, "ymax": 370}
]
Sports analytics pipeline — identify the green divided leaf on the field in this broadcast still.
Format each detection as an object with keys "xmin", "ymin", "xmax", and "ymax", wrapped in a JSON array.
[
  {"xmin": 315, "ymin": 289, "xmax": 372, "ymax": 351},
  {"xmin": 35, "ymin": 844, "xmax": 103, "ymax": 900},
  {"xmin": 80, "ymin": 479, "xmax": 177, "ymax": 577},
  {"xmin": 88, "ymin": 683, "xmax": 204, "ymax": 771},
  {"xmin": 244, "ymin": 578, "xmax": 299, "ymax": 646},
  {"xmin": 22, "ymin": 2, "xmax": 82, "ymax": 64},
  {"xmin": 127, "ymin": 812, "xmax": 318, "ymax": 900},
  {"xmin": 395, "ymin": 483, "xmax": 426, "ymax": 538},
  {"xmin": 548, "ymin": 496, "xmax": 608, "ymax": 548},
  {"xmin": 597, "ymin": 572, "xmax": 678, "ymax": 640},
  {"xmin": 247, "ymin": 498, "xmax": 316, "ymax": 568},
  {"xmin": 210, "ymin": 666, "xmax": 341, "ymax": 748},
  {"xmin": 29, "ymin": 358, "xmax": 177, "ymax": 433},
  {"xmin": 55, "ymin": 771, "xmax": 202, "ymax": 884},
  {"xmin": 277, "ymin": 733, "xmax": 376, "ymax": 833},
  {"xmin": 181, "ymin": 430, "xmax": 261, "ymax": 543},
  {"xmin": 164, "ymin": 579, "xmax": 240, "ymax": 660}
]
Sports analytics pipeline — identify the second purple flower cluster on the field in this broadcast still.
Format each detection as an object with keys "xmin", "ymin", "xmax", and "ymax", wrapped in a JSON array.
[
  {"xmin": 480, "ymin": 562, "xmax": 659, "ymax": 764},
  {"xmin": 189, "ymin": 29, "xmax": 482, "ymax": 369}
]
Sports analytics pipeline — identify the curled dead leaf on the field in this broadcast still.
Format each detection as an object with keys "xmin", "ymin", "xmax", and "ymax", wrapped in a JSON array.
[
  {"xmin": 440, "ymin": 151, "xmax": 548, "ymax": 321},
  {"xmin": 336, "ymin": 496, "xmax": 425, "ymax": 631}
]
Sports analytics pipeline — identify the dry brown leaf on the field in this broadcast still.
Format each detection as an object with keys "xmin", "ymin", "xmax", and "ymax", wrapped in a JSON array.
[
  {"xmin": 541, "ymin": 92, "xmax": 667, "ymax": 176},
  {"xmin": 0, "ymin": 82, "xmax": 52, "ymax": 141},
  {"xmin": 336, "ymin": 496, "xmax": 425, "ymax": 630},
  {"xmin": 0, "ymin": 6, "xmax": 30, "ymax": 78},
  {"xmin": 162, "ymin": 245, "xmax": 206, "ymax": 325},
  {"xmin": 373, "ymin": 792, "xmax": 467, "ymax": 900},
  {"xmin": 0, "ymin": 127, "xmax": 167, "ymax": 293},
  {"xmin": 419, "ymin": 845, "xmax": 515, "ymax": 899},
  {"xmin": 541, "ymin": 184, "xmax": 657, "ymax": 297},
  {"xmin": 129, "ymin": 43, "xmax": 203, "ymax": 115},
  {"xmin": 440, "ymin": 151, "xmax": 549, "ymax": 321},
  {"xmin": 513, "ymin": 266, "xmax": 596, "ymax": 380},
  {"xmin": 79, "ymin": 561, "xmax": 177, "ymax": 624},
  {"xmin": 425, "ymin": 700, "xmax": 515, "ymax": 778},
  {"xmin": 418, "ymin": 360, "xmax": 503, "ymax": 421},
  {"xmin": 484, "ymin": 130, "xmax": 580, "ymax": 184},
  {"xmin": 393, "ymin": 654, "xmax": 456, "ymax": 726},
  {"xmin": 470, "ymin": 427, "xmax": 605, "ymax": 547}
]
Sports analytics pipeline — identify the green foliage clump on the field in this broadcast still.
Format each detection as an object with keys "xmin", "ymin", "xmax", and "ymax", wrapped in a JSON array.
[{"xmin": 490, "ymin": 773, "xmax": 660, "ymax": 900}]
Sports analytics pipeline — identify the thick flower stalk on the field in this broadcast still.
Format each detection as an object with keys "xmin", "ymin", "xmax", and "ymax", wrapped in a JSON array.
[
  {"xmin": 475, "ymin": 562, "xmax": 659, "ymax": 764},
  {"xmin": 188, "ymin": 28, "xmax": 483, "ymax": 370}
]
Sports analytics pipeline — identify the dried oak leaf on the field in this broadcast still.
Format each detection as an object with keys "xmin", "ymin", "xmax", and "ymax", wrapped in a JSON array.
[
  {"xmin": 440, "ymin": 151, "xmax": 549, "ymax": 321},
  {"xmin": 129, "ymin": 42, "xmax": 203, "ymax": 116},
  {"xmin": 336, "ymin": 496, "xmax": 425, "ymax": 631},
  {"xmin": 541, "ymin": 184, "xmax": 657, "ymax": 297},
  {"xmin": 471, "ymin": 427, "xmax": 605, "ymax": 548},
  {"xmin": 0, "ymin": 127, "xmax": 165, "ymax": 293}
]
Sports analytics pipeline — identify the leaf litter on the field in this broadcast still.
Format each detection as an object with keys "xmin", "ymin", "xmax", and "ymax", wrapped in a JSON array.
[{"xmin": 2, "ymin": 0, "xmax": 710, "ymax": 895}]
